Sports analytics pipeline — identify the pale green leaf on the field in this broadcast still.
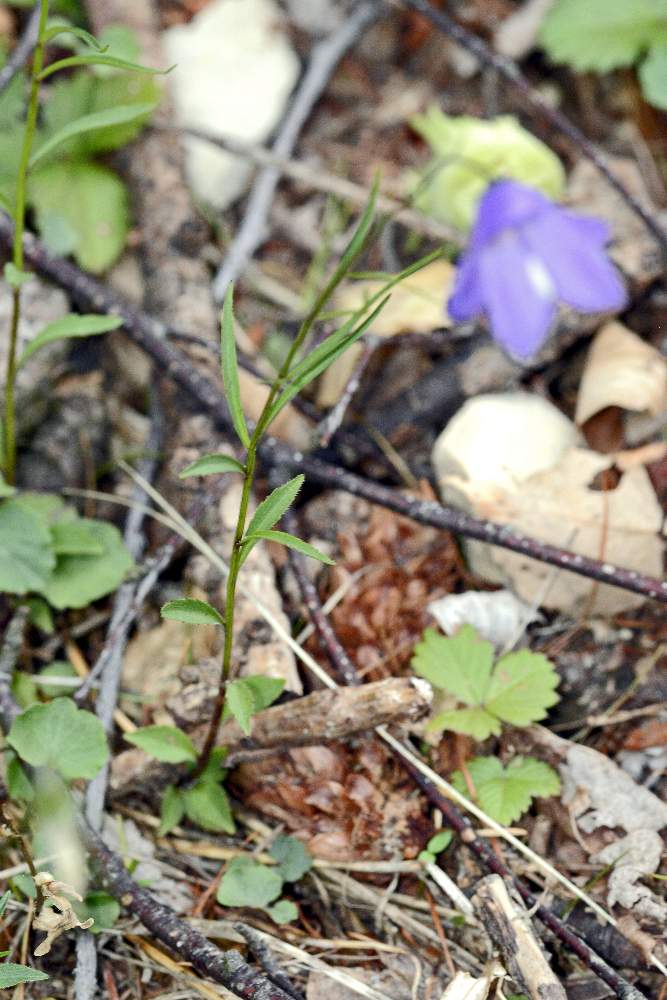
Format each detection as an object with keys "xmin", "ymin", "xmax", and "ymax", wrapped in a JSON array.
[
  {"xmin": 244, "ymin": 529, "xmax": 334, "ymax": 566},
  {"xmin": 159, "ymin": 785, "xmax": 185, "ymax": 836},
  {"xmin": 18, "ymin": 314, "xmax": 122, "ymax": 367},
  {"xmin": 26, "ymin": 597, "xmax": 54, "ymax": 634},
  {"xmin": 30, "ymin": 103, "xmax": 156, "ymax": 168},
  {"xmin": 50, "ymin": 520, "xmax": 104, "ymax": 556},
  {"xmin": 0, "ymin": 499, "xmax": 55, "ymax": 594},
  {"xmin": 639, "ymin": 43, "xmax": 667, "ymax": 109},
  {"xmin": 426, "ymin": 830, "xmax": 453, "ymax": 854},
  {"xmin": 411, "ymin": 626, "xmax": 494, "ymax": 705},
  {"xmin": 484, "ymin": 650, "xmax": 560, "ymax": 727},
  {"xmin": 246, "ymin": 475, "xmax": 304, "ymax": 538},
  {"xmin": 217, "ymin": 857, "xmax": 282, "ymax": 909},
  {"xmin": 38, "ymin": 54, "xmax": 168, "ymax": 81},
  {"xmin": 221, "ymin": 676, "xmax": 284, "ymax": 723},
  {"xmin": 0, "ymin": 965, "xmax": 49, "ymax": 988},
  {"xmin": 42, "ymin": 520, "xmax": 133, "ymax": 609},
  {"xmin": 197, "ymin": 747, "xmax": 228, "ymax": 784},
  {"xmin": 184, "ymin": 780, "xmax": 235, "ymax": 834},
  {"xmin": 267, "ymin": 899, "xmax": 298, "ymax": 924},
  {"xmin": 77, "ymin": 891, "xmax": 120, "ymax": 934},
  {"xmin": 540, "ymin": 0, "xmax": 667, "ymax": 72},
  {"xmin": 6, "ymin": 751, "xmax": 34, "ymax": 802},
  {"xmin": 43, "ymin": 23, "xmax": 106, "ymax": 49},
  {"xmin": 29, "ymin": 160, "xmax": 129, "ymax": 273},
  {"xmin": 426, "ymin": 706, "xmax": 500, "ymax": 741},
  {"xmin": 178, "ymin": 453, "xmax": 245, "ymax": 478},
  {"xmin": 452, "ymin": 755, "xmax": 561, "ymax": 825},
  {"xmin": 4, "ymin": 263, "xmax": 32, "ymax": 287},
  {"xmin": 220, "ymin": 285, "xmax": 250, "ymax": 448},
  {"xmin": 37, "ymin": 661, "xmax": 78, "ymax": 698},
  {"xmin": 0, "ymin": 474, "xmax": 16, "ymax": 498},
  {"xmin": 270, "ymin": 835, "xmax": 312, "ymax": 882},
  {"xmin": 7, "ymin": 698, "xmax": 108, "ymax": 781},
  {"xmin": 161, "ymin": 598, "xmax": 224, "ymax": 628},
  {"xmin": 124, "ymin": 725, "xmax": 197, "ymax": 764},
  {"xmin": 226, "ymin": 679, "xmax": 256, "ymax": 736}
]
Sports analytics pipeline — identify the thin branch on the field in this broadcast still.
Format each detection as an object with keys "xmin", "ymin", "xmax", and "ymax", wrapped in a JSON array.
[
  {"xmin": 2, "ymin": 218, "xmax": 665, "ymax": 604},
  {"xmin": 0, "ymin": 4, "xmax": 41, "ymax": 96},
  {"xmin": 394, "ymin": 0, "xmax": 667, "ymax": 258},
  {"xmin": 0, "ymin": 605, "xmax": 28, "ymax": 730},
  {"xmin": 212, "ymin": 0, "xmax": 382, "ymax": 300}
]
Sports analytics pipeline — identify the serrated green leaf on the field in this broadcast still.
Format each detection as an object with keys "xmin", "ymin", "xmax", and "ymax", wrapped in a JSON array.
[
  {"xmin": 38, "ymin": 53, "xmax": 168, "ymax": 81},
  {"xmin": 639, "ymin": 43, "xmax": 667, "ymax": 109},
  {"xmin": 29, "ymin": 160, "xmax": 129, "ymax": 273},
  {"xmin": 267, "ymin": 899, "xmax": 298, "ymax": 924},
  {"xmin": 540, "ymin": 0, "xmax": 667, "ymax": 73},
  {"xmin": 217, "ymin": 856, "xmax": 283, "ymax": 909},
  {"xmin": 7, "ymin": 698, "xmax": 108, "ymax": 781},
  {"xmin": 184, "ymin": 780, "xmax": 235, "ymax": 833},
  {"xmin": 29, "ymin": 103, "xmax": 156, "ymax": 167},
  {"xmin": 270, "ymin": 836, "xmax": 312, "ymax": 882},
  {"xmin": 220, "ymin": 285, "xmax": 250, "ymax": 448},
  {"xmin": 226, "ymin": 679, "xmax": 256, "ymax": 736},
  {"xmin": 42, "ymin": 519, "xmax": 133, "ymax": 610},
  {"xmin": 50, "ymin": 520, "xmax": 104, "ymax": 556},
  {"xmin": 245, "ymin": 475, "xmax": 304, "ymax": 539},
  {"xmin": 161, "ymin": 598, "xmax": 225, "ymax": 628},
  {"xmin": 0, "ymin": 499, "xmax": 55, "ymax": 594},
  {"xmin": 451, "ymin": 755, "xmax": 561, "ymax": 825},
  {"xmin": 427, "ymin": 706, "xmax": 500, "ymax": 741},
  {"xmin": 124, "ymin": 725, "xmax": 197, "ymax": 764},
  {"xmin": 244, "ymin": 529, "xmax": 334, "ymax": 566},
  {"xmin": 18, "ymin": 313, "xmax": 122, "ymax": 367},
  {"xmin": 6, "ymin": 751, "xmax": 34, "ymax": 802},
  {"xmin": 178, "ymin": 453, "xmax": 245, "ymax": 478},
  {"xmin": 0, "ymin": 965, "xmax": 49, "ymax": 988},
  {"xmin": 412, "ymin": 626, "xmax": 494, "ymax": 705},
  {"xmin": 484, "ymin": 650, "xmax": 560, "ymax": 727},
  {"xmin": 159, "ymin": 785, "xmax": 185, "ymax": 836}
]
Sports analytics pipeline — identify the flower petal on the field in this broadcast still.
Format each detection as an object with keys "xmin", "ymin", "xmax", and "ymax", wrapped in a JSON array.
[
  {"xmin": 523, "ymin": 209, "xmax": 626, "ymax": 313},
  {"xmin": 448, "ymin": 252, "xmax": 484, "ymax": 321},
  {"xmin": 479, "ymin": 232, "xmax": 557, "ymax": 359},
  {"xmin": 470, "ymin": 179, "xmax": 553, "ymax": 249}
]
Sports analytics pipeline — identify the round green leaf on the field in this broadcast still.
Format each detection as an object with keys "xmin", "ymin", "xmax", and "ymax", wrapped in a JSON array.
[
  {"xmin": 640, "ymin": 43, "xmax": 667, "ymax": 109},
  {"xmin": 124, "ymin": 725, "xmax": 197, "ymax": 764},
  {"xmin": 41, "ymin": 519, "xmax": 133, "ymax": 610},
  {"xmin": 0, "ymin": 499, "xmax": 55, "ymax": 595},
  {"xmin": 217, "ymin": 857, "xmax": 283, "ymax": 909},
  {"xmin": 7, "ymin": 698, "xmax": 108, "ymax": 781},
  {"xmin": 269, "ymin": 836, "xmax": 312, "ymax": 882}
]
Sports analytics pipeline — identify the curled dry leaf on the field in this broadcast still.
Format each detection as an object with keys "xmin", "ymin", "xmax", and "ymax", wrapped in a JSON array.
[
  {"xmin": 317, "ymin": 260, "xmax": 455, "ymax": 407},
  {"xmin": 33, "ymin": 872, "xmax": 94, "ymax": 957},
  {"xmin": 427, "ymin": 589, "xmax": 541, "ymax": 650},
  {"xmin": 592, "ymin": 830, "xmax": 667, "ymax": 923},
  {"xmin": 575, "ymin": 321, "xmax": 667, "ymax": 426}
]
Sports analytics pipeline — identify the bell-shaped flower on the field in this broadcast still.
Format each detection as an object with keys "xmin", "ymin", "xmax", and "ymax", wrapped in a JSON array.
[{"xmin": 447, "ymin": 179, "xmax": 627, "ymax": 360}]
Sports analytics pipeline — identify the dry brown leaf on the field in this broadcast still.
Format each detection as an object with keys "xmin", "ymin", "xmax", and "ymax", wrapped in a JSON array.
[
  {"xmin": 592, "ymin": 830, "xmax": 667, "ymax": 922},
  {"xmin": 33, "ymin": 873, "xmax": 93, "ymax": 957},
  {"xmin": 576, "ymin": 322, "xmax": 667, "ymax": 426},
  {"xmin": 317, "ymin": 260, "xmax": 454, "ymax": 407}
]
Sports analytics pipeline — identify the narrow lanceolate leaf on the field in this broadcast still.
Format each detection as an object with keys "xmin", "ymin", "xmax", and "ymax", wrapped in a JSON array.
[
  {"xmin": 43, "ymin": 24, "xmax": 106, "ymax": 49},
  {"xmin": 38, "ymin": 54, "xmax": 170, "ymax": 81},
  {"xmin": 30, "ymin": 104, "xmax": 157, "ymax": 168},
  {"xmin": 178, "ymin": 453, "xmax": 245, "ymax": 479},
  {"xmin": 246, "ymin": 475, "xmax": 304, "ymax": 538},
  {"xmin": 245, "ymin": 530, "xmax": 334, "ymax": 565},
  {"xmin": 159, "ymin": 785, "xmax": 185, "ymax": 836},
  {"xmin": 17, "ymin": 314, "xmax": 123, "ymax": 366},
  {"xmin": 161, "ymin": 598, "xmax": 225, "ymax": 628},
  {"xmin": 220, "ymin": 285, "xmax": 250, "ymax": 448},
  {"xmin": 226, "ymin": 679, "xmax": 256, "ymax": 736},
  {"xmin": 0, "ymin": 965, "xmax": 49, "ymax": 988},
  {"xmin": 124, "ymin": 725, "xmax": 197, "ymax": 764}
]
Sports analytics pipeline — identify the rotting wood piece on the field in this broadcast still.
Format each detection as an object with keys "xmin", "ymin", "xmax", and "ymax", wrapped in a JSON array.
[
  {"xmin": 110, "ymin": 676, "xmax": 433, "ymax": 798},
  {"xmin": 473, "ymin": 875, "xmax": 567, "ymax": 1000}
]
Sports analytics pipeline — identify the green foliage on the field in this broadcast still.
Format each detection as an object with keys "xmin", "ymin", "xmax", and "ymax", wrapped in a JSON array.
[
  {"xmin": 540, "ymin": 0, "xmax": 667, "ymax": 109},
  {"xmin": 29, "ymin": 102, "xmax": 157, "ymax": 168},
  {"xmin": 76, "ymin": 891, "xmax": 120, "ymax": 934},
  {"xmin": 161, "ymin": 598, "xmax": 225, "ymax": 628},
  {"xmin": 242, "ymin": 475, "xmax": 305, "ymax": 564},
  {"xmin": 159, "ymin": 784, "xmax": 185, "ymax": 836},
  {"xmin": 418, "ymin": 829, "xmax": 453, "ymax": 865},
  {"xmin": 226, "ymin": 678, "xmax": 256, "ymax": 736},
  {"xmin": 0, "ymin": 964, "xmax": 49, "ymax": 988},
  {"xmin": 451, "ymin": 756, "xmax": 561, "ymax": 825},
  {"xmin": 220, "ymin": 675, "xmax": 284, "ymax": 723},
  {"xmin": 412, "ymin": 625, "xmax": 560, "ymax": 739},
  {"xmin": 0, "ymin": 493, "xmax": 133, "ymax": 608},
  {"xmin": 270, "ymin": 834, "xmax": 313, "ymax": 881},
  {"xmin": 182, "ymin": 780, "xmax": 235, "ymax": 834},
  {"xmin": 220, "ymin": 285, "xmax": 251, "ymax": 448},
  {"xmin": 178, "ymin": 453, "xmax": 245, "ymax": 478},
  {"xmin": 6, "ymin": 751, "xmax": 34, "ymax": 802},
  {"xmin": 17, "ymin": 313, "xmax": 122, "ymax": 366},
  {"xmin": 217, "ymin": 837, "xmax": 311, "ymax": 923},
  {"xmin": 244, "ymin": 529, "xmax": 334, "ymax": 566},
  {"xmin": 124, "ymin": 725, "xmax": 197, "ymax": 764},
  {"xmin": 408, "ymin": 110, "xmax": 564, "ymax": 231},
  {"xmin": 37, "ymin": 660, "xmax": 78, "ymax": 698},
  {"xmin": 7, "ymin": 697, "xmax": 108, "ymax": 781}
]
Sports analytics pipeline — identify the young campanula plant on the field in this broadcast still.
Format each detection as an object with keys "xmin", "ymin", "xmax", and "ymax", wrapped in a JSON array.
[{"xmin": 447, "ymin": 179, "xmax": 627, "ymax": 360}]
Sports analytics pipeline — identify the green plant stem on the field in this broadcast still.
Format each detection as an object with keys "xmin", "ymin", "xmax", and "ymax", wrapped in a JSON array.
[
  {"xmin": 3, "ymin": 0, "xmax": 48, "ymax": 483},
  {"xmin": 191, "ymin": 299, "xmax": 331, "ymax": 778}
]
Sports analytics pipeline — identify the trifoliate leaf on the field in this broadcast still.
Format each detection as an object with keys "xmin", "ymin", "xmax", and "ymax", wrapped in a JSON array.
[
  {"xmin": 540, "ymin": 0, "xmax": 667, "ymax": 73},
  {"xmin": 639, "ymin": 43, "xmax": 667, "ymax": 109},
  {"xmin": 267, "ymin": 899, "xmax": 298, "ymax": 924},
  {"xmin": 409, "ymin": 111, "xmax": 565, "ymax": 231},
  {"xmin": 0, "ymin": 499, "xmax": 55, "ymax": 595},
  {"xmin": 451, "ymin": 755, "xmax": 561, "ymax": 825},
  {"xmin": 184, "ymin": 780, "xmax": 235, "ymax": 833},
  {"xmin": 412, "ymin": 626, "xmax": 494, "ymax": 705},
  {"xmin": 124, "ymin": 725, "xmax": 197, "ymax": 764},
  {"xmin": 484, "ymin": 650, "xmax": 560, "ymax": 727},
  {"xmin": 161, "ymin": 598, "xmax": 225, "ymax": 628},
  {"xmin": 427, "ymin": 706, "xmax": 500, "ymax": 741},
  {"xmin": 7, "ymin": 698, "xmax": 108, "ymax": 781},
  {"xmin": 226, "ymin": 679, "xmax": 256, "ymax": 736},
  {"xmin": 270, "ymin": 835, "xmax": 313, "ymax": 882},
  {"xmin": 159, "ymin": 785, "xmax": 185, "ymax": 836},
  {"xmin": 217, "ymin": 857, "xmax": 282, "ymax": 909}
]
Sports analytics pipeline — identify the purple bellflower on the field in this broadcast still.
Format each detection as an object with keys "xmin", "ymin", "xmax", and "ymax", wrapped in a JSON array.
[{"xmin": 447, "ymin": 179, "xmax": 627, "ymax": 360}]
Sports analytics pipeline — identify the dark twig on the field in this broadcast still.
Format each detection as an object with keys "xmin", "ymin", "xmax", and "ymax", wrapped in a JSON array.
[
  {"xmin": 0, "ymin": 605, "xmax": 28, "ymax": 730},
  {"xmin": 81, "ymin": 823, "xmax": 299, "ymax": 1000},
  {"xmin": 285, "ymin": 547, "xmax": 649, "ymax": 1000},
  {"xmin": 0, "ymin": 4, "xmax": 41, "ymax": 97},
  {"xmin": 212, "ymin": 0, "xmax": 381, "ymax": 300},
  {"xmin": 2, "ymin": 219, "xmax": 665, "ymax": 604},
  {"xmin": 395, "ymin": 0, "xmax": 667, "ymax": 258},
  {"xmin": 234, "ymin": 923, "xmax": 305, "ymax": 1000}
]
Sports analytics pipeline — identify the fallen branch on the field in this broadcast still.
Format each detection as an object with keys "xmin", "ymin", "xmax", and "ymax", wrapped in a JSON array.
[{"xmin": 2, "ymin": 218, "xmax": 663, "ymax": 605}]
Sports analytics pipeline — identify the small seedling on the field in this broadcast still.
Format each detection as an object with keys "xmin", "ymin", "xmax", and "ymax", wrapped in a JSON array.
[{"xmin": 216, "ymin": 835, "xmax": 313, "ymax": 925}]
